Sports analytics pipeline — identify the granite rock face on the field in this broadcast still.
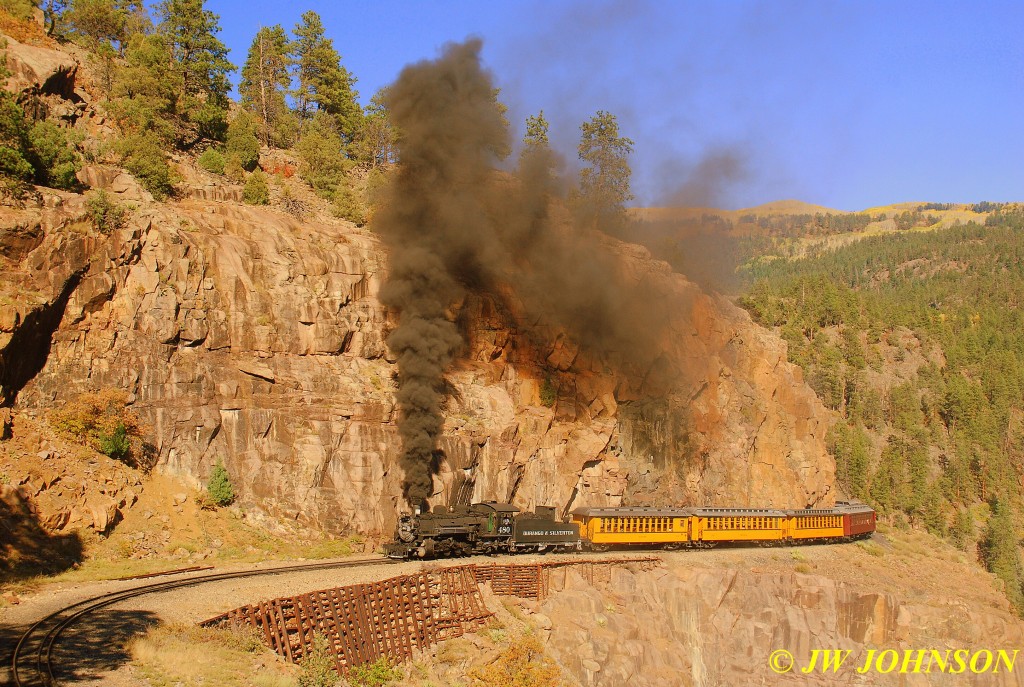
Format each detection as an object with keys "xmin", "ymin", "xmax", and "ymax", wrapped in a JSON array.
[
  {"xmin": 3, "ymin": 183, "xmax": 835, "ymax": 534},
  {"xmin": 537, "ymin": 561, "xmax": 1024, "ymax": 687}
]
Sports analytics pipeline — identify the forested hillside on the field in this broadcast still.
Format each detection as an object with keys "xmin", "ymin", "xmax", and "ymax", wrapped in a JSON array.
[{"xmin": 740, "ymin": 206, "xmax": 1024, "ymax": 610}]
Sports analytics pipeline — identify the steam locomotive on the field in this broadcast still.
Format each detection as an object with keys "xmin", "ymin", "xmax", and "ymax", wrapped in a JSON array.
[
  {"xmin": 384, "ymin": 500, "xmax": 876, "ymax": 559},
  {"xmin": 384, "ymin": 502, "xmax": 581, "ymax": 559}
]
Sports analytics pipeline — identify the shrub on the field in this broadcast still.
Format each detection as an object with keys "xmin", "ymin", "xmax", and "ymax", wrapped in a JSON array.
[
  {"xmin": 242, "ymin": 170, "xmax": 269, "ymax": 205},
  {"xmin": 0, "ymin": 87, "xmax": 34, "ymax": 198},
  {"xmin": 539, "ymin": 377, "xmax": 557, "ymax": 407},
  {"xmin": 467, "ymin": 634, "xmax": 562, "ymax": 687},
  {"xmin": 206, "ymin": 460, "xmax": 235, "ymax": 507},
  {"xmin": 347, "ymin": 656, "xmax": 401, "ymax": 687},
  {"xmin": 297, "ymin": 112, "xmax": 349, "ymax": 199},
  {"xmin": 85, "ymin": 189, "xmax": 130, "ymax": 233},
  {"xmin": 332, "ymin": 183, "xmax": 366, "ymax": 225},
  {"xmin": 50, "ymin": 389, "xmax": 147, "ymax": 466},
  {"xmin": 297, "ymin": 634, "xmax": 339, "ymax": 687},
  {"xmin": 27, "ymin": 120, "xmax": 81, "ymax": 190},
  {"xmin": 115, "ymin": 132, "xmax": 174, "ymax": 199},
  {"xmin": 280, "ymin": 186, "xmax": 307, "ymax": 218},
  {"xmin": 225, "ymin": 110, "xmax": 260, "ymax": 173},
  {"xmin": 197, "ymin": 148, "xmax": 225, "ymax": 175},
  {"xmin": 98, "ymin": 422, "xmax": 130, "ymax": 461}
]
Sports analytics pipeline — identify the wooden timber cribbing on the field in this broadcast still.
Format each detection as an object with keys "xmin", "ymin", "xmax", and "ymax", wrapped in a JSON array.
[
  {"xmin": 201, "ymin": 557, "xmax": 658, "ymax": 671},
  {"xmin": 201, "ymin": 566, "xmax": 490, "ymax": 670}
]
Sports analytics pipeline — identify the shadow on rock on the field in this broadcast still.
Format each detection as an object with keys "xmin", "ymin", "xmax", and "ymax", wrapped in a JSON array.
[{"xmin": 0, "ymin": 485, "xmax": 84, "ymax": 583}]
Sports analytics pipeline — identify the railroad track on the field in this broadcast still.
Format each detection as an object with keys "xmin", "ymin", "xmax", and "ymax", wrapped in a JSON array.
[{"xmin": 7, "ymin": 557, "xmax": 399, "ymax": 687}]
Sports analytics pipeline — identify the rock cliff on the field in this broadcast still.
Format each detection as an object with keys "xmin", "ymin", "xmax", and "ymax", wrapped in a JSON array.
[
  {"xmin": 1, "ymin": 36, "xmax": 836, "ymax": 537},
  {"xmin": 534, "ymin": 548, "xmax": 1024, "ymax": 686},
  {"xmin": 3, "ymin": 182, "xmax": 834, "ymax": 535}
]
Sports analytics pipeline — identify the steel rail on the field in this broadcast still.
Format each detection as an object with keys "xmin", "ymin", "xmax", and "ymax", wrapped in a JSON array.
[{"xmin": 9, "ymin": 556, "xmax": 398, "ymax": 687}]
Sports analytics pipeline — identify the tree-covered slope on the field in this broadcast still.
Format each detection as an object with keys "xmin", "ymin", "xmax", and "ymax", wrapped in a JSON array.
[{"xmin": 740, "ymin": 206, "xmax": 1024, "ymax": 610}]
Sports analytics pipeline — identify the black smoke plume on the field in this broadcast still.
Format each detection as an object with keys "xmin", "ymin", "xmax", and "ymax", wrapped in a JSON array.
[
  {"xmin": 376, "ymin": 40, "xmax": 509, "ymax": 505},
  {"xmin": 377, "ymin": 40, "xmax": 674, "ymax": 505}
]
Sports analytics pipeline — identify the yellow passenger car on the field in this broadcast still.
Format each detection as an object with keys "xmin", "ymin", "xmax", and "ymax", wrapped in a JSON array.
[
  {"xmin": 785, "ymin": 508, "xmax": 846, "ymax": 541},
  {"xmin": 689, "ymin": 508, "xmax": 789, "ymax": 546},
  {"xmin": 570, "ymin": 507, "xmax": 692, "ymax": 551}
]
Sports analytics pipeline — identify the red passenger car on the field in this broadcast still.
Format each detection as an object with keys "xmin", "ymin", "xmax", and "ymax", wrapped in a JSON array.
[{"xmin": 836, "ymin": 500, "xmax": 876, "ymax": 539}]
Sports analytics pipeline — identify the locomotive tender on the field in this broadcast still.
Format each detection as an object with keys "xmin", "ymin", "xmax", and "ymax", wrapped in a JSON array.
[{"xmin": 385, "ymin": 499, "xmax": 875, "ymax": 559}]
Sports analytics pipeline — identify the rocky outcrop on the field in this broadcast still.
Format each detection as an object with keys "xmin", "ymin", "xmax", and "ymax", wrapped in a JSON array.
[
  {"xmin": 0, "ymin": 414, "xmax": 143, "ymax": 536},
  {"xmin": 2, "ymin": 34, "xmax": 85, "ymax": 122},
  {"xmin": 4, "ymin": 186, "xmax": 835, "ymax": 535},
  {"xmin": 537, "ymin": 560, "xmax": 1024, "ymax": 686}
]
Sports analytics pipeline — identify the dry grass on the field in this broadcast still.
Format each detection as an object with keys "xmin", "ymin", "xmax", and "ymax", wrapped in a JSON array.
[
  {"xmin": 0, "ymin": 8, "xmax": 45, "ymax": 43},
  {"xmin": 130, "ymin": 623, "xmax": 297, "ymax": 687}
]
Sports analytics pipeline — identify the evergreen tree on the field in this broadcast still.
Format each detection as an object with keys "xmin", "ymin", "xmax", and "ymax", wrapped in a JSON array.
[
  {"xmin": 951, "ymin": 507, "xmax": 975, "ymax": 549},
  {"xmin": 829, "ymin": 422, "xmax": 870, "ymax": 500},
  {"xmin": 352, "ymin": 88, "xmax": 395, "ymax": 168},
  {"xmin": 156, "ymin": 0, "xmax": 234, "ymax": 146},
  {"xmin": 64, "ymin": 0, "xmax": 144, "ymax": 53},
  {"xmin": 296, "ymin": 110, "xmax": 348, "ymax": 199},
  {"xmin": 290, "ymin": 10, "xmax": 361, "ymax": 146},
  {"xmin": 224, "ymin": 110, "xmax": 260, "ymax": 172},
  {"xmin": 206, "ymin": 459, "xmax": 235, "ymax": 506},
  {"xmin": 523, "ymin": 110, "xmax": 550, "ymax": 148},
  {"xmin": 109, "ymin": 32, "xmax": 179, "ymax": 140},
  {"xmin": 980, "ymin": 498, "xmax": 1024, "ymax": 614},
  {"xmin": 238, "ymin": 24, "xmax": 293, "ymax": 147},
  {"xmin": 575, "ymin": 110, "xmax": 634, "ymax": 232},
  {"xmin": 41, "ymin": 0, "xmax": 68, "ymax": 36}
]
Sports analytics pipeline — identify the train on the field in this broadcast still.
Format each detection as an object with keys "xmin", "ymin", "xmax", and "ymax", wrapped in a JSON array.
[{"xmin": 384, "ymin": 500, "xmax": 876, "ymax": 559}]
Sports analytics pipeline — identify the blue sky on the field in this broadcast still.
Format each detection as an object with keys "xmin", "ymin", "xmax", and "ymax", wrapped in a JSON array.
[{"xmin": 208, "ymin": 0, "xmax": 1024, "ymax": 211}]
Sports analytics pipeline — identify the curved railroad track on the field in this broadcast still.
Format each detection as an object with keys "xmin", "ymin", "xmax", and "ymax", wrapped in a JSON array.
[{"xmin": 8, "ymin": 557, "xmax": 399, "ymax": 687}]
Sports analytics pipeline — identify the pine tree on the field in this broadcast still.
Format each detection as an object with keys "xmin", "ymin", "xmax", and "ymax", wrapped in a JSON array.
[
  {"xmin": 41, "ymin": 0, "xmax": 69, "ymax": 36},
  {"xmin": 980, "ymin": 498, "xmax": 1024, "ymax": 614},
  {"xmin": 951, "ymin": 507, "xmax": 975, "ymax": 549},
  {"xmin": 65, "ymin": 0, "xmax": 145, "ymax": 53},
  {"xmin": 352, "ymin": 88, "xmax": 395, "ymax": 168},
  {"xmin": 575, "ymin": 110, "xmax": 634, "ymax": 232},
  {"xmin": 523, "ymin": 110, "xmax": 550, "ymax": 148},
  {"xmin": 109, "ymin": 32, "xmax": 180, "ymax": 140},
  {"xmin": 296, "ymin": 111, "xmax": 348, "ymax": 199},
  {"xmin": 238, "ymin": 25, "xmax": 293, "ymax": 147},
  {"xmin": 156, "ymin": 0, "xmax": 234, "ymax": 146},
  {"xmin": 290, "ymin": 10, "xmax": 361, "ymax": 146},
  {"xmin": 224, "ymin": 110, "xmax": 260, "ymax": 172}
]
